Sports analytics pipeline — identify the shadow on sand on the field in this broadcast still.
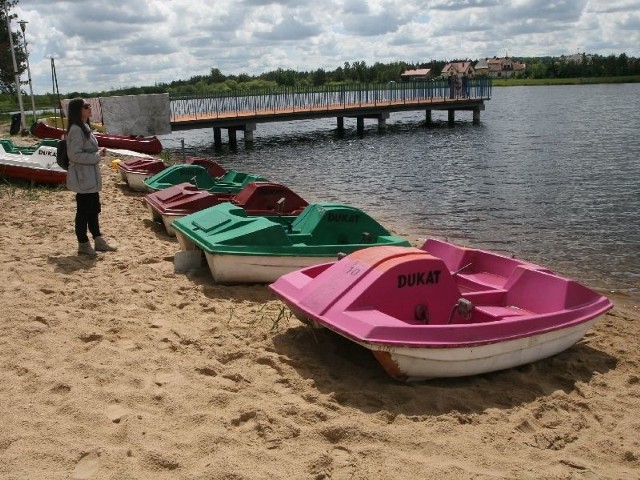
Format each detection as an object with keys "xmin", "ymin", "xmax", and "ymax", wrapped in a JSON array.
[
  {"xmin": 271, "ymin": 324, "xmax": 617, "ymax": 416},
  {"xmin": 47, "ymin": 254, "xmax": 99, "ymax": 273}
]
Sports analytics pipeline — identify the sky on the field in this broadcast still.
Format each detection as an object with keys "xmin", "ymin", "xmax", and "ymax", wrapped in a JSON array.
[{"xmin": 9, "ymin": 0, "xmax": 640, "ymax": 94}]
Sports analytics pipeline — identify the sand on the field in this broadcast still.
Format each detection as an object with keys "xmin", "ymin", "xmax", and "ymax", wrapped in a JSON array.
[{"xmin": 0, "ymin": 143, "xmax": 639, "ymax": 479}]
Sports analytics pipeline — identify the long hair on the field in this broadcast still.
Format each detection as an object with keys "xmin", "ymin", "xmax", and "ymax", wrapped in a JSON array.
[{"xmin": 66, "ymin": 98, "xmax": 90, "ymax": 138}]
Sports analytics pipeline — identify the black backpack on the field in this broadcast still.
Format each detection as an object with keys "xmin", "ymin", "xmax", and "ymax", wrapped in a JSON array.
[{"xmin": 56, "ymin": 139, "xmax": 69, "ymax": 170}]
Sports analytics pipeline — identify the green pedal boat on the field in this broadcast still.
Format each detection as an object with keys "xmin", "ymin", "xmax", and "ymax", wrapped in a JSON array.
[
  {"xmin": 142, "ymin": 164, "xmax": 268, "ymax": 193},
  {"xmin": 171, "ymin": 202, "xmax": 411, "ymax": 284}
]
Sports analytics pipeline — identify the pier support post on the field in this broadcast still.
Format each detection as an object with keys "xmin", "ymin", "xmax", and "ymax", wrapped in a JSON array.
[
  {"xmin": 337, "ymin": 116, "xmax": 344, "ymax": 132},
  {"xmin": 448, "ymin": 109, "xmax": 455, "ymax": 125},
  {"xmin": 472, "ymin": 107, "xmax": 481, "ymax": 125},
  {"xmin": 213, "ymin": 127, "xmax": 222, "ymax": 146},
  {"xmin": 228, "ymin": 128, "xmax": 237, "ymax": 144},
  {"xmin": 425, "ymin": 110, "xmax": 432, "ymax": 125},
  {"xmin": 244, "ymin": 122, "xmax": 256, "ymax": 142},
  {"xmin": 377, "ymin": 112, "xmax": 389, "ymax": 130},
  {"xmin": 357, "ymin": 117, "xmax": 364, "ymax": 133}
]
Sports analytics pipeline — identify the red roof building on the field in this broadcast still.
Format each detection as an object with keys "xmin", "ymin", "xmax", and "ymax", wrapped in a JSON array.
[
  {"xmin": 475, "ymin": 57, "xmax": 526, "ymax": 78},
  {"xmin": 441, "ymin": 62, "xmax": 475, "ymax": 77},
  {"xmin": 400, "ymin": 68, "xmax": 432, "ymax": 81}
]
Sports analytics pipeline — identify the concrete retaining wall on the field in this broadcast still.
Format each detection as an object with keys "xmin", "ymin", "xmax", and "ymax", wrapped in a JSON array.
[{"xmin": 100, "ymin": 93, "xmax": 171, "ymax": 136}]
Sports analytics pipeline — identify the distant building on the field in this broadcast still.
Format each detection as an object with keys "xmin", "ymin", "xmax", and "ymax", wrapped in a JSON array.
[
  {"xmin": 560, "ymin": 53, "xmax": 592, "ymax": 63},
  {"xmin": 400, "ymin": 68, "xmax": 431, "ymax": 81},
  {"xmin": 475, "ymin": 57, "xmax": 526, "ymax": 78},
  {"xmin": 441, "ymin": 61, "xmax": 475, "ymax": 77}
]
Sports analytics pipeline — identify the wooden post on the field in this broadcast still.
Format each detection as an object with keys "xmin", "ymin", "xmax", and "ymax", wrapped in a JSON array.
[
  {"xmin": 448, "ymin": 109, "xmax": 455, "ymax": 125},
  {"xmin": 357, "ymin": 116, "xmax": 364, "ymax": 133},
  {"xmin": 213, "ymin": 127, "xmax": 222, "ymax": 146},
  {"xmin": 337, "ymin": 116, "xmax": 344, "ymax": 132},
  {"xmin": 228, "ymin": 128, "xmax": 237, "ymax": 144},
  {"xmin": 425, "ymin": 110, "xmax": 432, "ymax": 125}
]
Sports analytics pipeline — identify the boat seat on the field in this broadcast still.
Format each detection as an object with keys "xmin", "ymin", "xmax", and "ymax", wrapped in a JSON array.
[
  {"xmin": 463, "ymin": 289, "xmax": 507, "ymax": 305},
  {"xmin": 288, "ymin": 233, "xmax": 313, "ymax": 244},
  {"xmin": 455, "ymin": 272, "xmax": 508, "ymax": 292},
  {"xmin": 230, "ymin": 171, "xmax": 248, "ymax": 183},
  {"xmin": 504, "ymin": 267, "xmax": 593, "ymax": 314},
  {"xmin": 472, "ymin": 305, "xmax": 530, "ymax": 322},
  {"xmin": 292, "ymin": 205, "xmax": 391, "ymax": 246},
  {"xmin": 425, "ymin": 239, "xmax": 535, "ymax": 293}
]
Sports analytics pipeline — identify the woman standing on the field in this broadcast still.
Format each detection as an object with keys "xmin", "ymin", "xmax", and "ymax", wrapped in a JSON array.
[{"xmin": 65, "ymin": 98, "xmax": 117, "ymax": 256}]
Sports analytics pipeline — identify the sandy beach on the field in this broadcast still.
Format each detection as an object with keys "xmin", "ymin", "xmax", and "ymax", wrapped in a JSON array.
[{"xmin": 0, "ymin": 141, "xmax": 639, "ymax": 479}]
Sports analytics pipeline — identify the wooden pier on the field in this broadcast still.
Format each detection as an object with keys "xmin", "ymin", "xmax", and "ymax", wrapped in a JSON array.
[{"xmin": 169, "ymin": 78, "xmax": 491, "ymax": 145}]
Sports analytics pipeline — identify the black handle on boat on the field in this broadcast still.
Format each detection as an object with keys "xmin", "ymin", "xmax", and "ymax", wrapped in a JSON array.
[
  {"xmin": 415, "ymin": 304, "xmax": 429, "ymax": 323},
  {"xmin": 448, "ymin": 298, "xmax": 474, "ymax": 324}
]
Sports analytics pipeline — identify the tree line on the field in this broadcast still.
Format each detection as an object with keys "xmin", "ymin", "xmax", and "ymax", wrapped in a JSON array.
[
  {"xmin": 520, "ymin": 53, "xmax": 639, "ymax": 79},
  {"xmin": 157, "ymin": 61, "xmax": 453, "ymax": 97},
  {"xmin": 87, "ymin": 53, "xmax": 639, "ymax": 98}
]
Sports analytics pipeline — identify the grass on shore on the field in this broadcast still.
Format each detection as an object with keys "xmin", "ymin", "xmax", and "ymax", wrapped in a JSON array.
[
  {"xmin": 492, "ymin": 75, "xmax": 640, "ymax": 86},
  {"xmin": 0, "ymin": 177, "xmax": 65, "ymax": 198}
]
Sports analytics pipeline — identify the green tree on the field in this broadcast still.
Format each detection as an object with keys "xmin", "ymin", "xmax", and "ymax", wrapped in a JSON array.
[
  {"xmin": 1, "ymin": 0, "xmax": 27, "ymax": 94},
  {"xmin": 209, "ymin": 68, "xmax": 226, "ymax": 83},
  {"xmin": 311, "ymin": 68, "xmax": 326, "ymax": 86},
  {"xmin": 351, "ymin": 60, "xmax": 368, "ymax": 82},
  {"xmin": 529, "ymin": 62, "xmax": 548, "ymax": 79},
  {"xmin": 616, "ymin": 53, "xmax": 629, "ymax": 75},
  {"xmin": 343, "ymin": 62, "xmax": 352, "ymax": 81},
  {"xmin": 237, "ymin": 73, "xmax": 251, "ymax": 83}
]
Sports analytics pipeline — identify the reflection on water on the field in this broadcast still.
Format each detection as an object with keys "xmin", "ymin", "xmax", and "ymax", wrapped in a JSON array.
[{"xmin": 159, "ymin": 84, "xmax": 640, "ymax": 297}]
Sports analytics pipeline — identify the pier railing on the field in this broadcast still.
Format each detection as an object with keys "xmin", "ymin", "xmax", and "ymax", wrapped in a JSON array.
[{"xmin": 169, "ymin": 78, "xmax": 492, "ymax": 121}]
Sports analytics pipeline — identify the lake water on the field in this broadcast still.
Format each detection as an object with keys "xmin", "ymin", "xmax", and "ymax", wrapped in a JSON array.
[{"xmin": 157, "ymin": 84, "xmax": 640, "ymax": 298}]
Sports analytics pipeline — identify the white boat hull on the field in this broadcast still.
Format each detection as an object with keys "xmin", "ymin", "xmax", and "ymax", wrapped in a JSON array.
[
  {"xmin": 123, "ymin": 171, "xmax": 151, "ymax": 191},
  {"xmin": 333, "ymin": 318, "xmax": 598, "ymax": 380},
  {"xmin": 174, "ymin": 230, "xmax": 200, "ymax": 251},
  {"xmin": 174, "ymin": 228, "xmax": 332, "ymax": 282},
  {"xmin": 144, "ymin": 203, "xmax": 182, "ymax": 236},
  {"xmin": 0, "ymin": 145, "xmax": 60, "ymax": 169},
  {"xmin": 0, "ymin": 146, "xmax": 67, "ymax": 185},
  {"xmin": 145, "ymin": 203, "xmax": 162, "ymax": 222},
  {"xmin": 161, "ymin": 214, "xmax": 183, "ymax": 237},
  {"xmin": 205, "ymin": 253, "xmax": 332, "ymax": 284}
]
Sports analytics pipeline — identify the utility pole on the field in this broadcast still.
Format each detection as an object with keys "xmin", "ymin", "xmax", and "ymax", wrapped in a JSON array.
[
  {"xmin": 4, "ymin": 3, "xmax": 26, "ymax": 132},
  {"xmin": 18, "ymin": 20, "xmax": 36, "ymax": 124}
]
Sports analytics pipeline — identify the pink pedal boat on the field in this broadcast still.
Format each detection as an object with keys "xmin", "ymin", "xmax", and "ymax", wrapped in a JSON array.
[
  {"xmin": 144, "ymin": 181, "xmax": 308, "ymax": 236},
  {"xmin": 269, "ymin": 239, "xmax": 613, "ymax": 381}
]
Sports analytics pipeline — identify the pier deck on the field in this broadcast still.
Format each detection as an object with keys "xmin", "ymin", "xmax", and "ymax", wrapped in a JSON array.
[{"xmin": 169, "ymin": 79, "xmax": 491, "ymax": 144}]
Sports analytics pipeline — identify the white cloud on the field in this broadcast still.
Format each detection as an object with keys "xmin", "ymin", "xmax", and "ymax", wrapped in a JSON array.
[{"xmin": 9, "ymin": 0, "xmax": 640, "ymax": 94}]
